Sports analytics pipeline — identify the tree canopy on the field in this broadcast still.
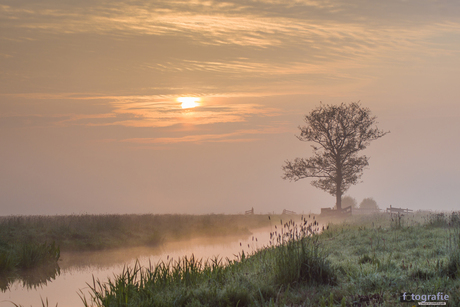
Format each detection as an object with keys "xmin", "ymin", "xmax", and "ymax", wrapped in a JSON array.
[
  {"xmin": 360, "ymin": 197, "xmax": 379, "ymax": 210},
  {"xmin": 282, "ymin": 102, "xmax": 388, "ymax": 210},
  {"xmin": 342, "ymin": 196, "xmax": 358, "ymax": 209}
]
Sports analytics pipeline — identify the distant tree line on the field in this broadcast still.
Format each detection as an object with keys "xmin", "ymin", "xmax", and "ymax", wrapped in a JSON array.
[{"xmin": 338, "ymin": 196, "xmax": 379, "ymax": 210}]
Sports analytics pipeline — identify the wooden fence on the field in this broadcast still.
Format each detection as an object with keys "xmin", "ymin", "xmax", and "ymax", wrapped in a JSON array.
[
  {"xmin": 386, "ymin": 205, "xmax": 413, "ymax": 215},
  {"xmin": 321, "ymin": 206, "xmax": 352, "ymax": 216},
  {"xmin": 245, "ymin": 207, "xmax": 254, "ymax": 215}
]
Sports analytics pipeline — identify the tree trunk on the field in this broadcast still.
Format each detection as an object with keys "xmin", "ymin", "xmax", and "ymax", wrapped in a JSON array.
[
  {"xmin": 336, "ymin": 187, "xmax": 342, "ymax": 211},
  {"xmin": 336, "ymin": 158, "xmax": 342, "ymax": 211}
]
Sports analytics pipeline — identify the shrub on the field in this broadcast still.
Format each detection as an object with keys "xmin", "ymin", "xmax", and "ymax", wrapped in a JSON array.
[
  {"xmin": 342, "ymin": 196, "xmax": 358, "ymax": 209},
  {"xmin": 359, "ymin": 198, "xmax": 379, "ymax": 210}
]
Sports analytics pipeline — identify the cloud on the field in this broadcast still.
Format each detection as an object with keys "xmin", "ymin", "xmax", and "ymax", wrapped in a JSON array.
[
  {"xmin": 0, "ymin": 92, "xmax": 282, "ymax": 129},
  {"xmin": 0, "ymin": 114, "xmax": 71, "ymax": 128},
  {"xmin": 2, "ymin": 0, "xmax": 459, "ymax": 97},
  {"xmin": 120, "ymin": 126, "xmax": 288, "ymax": 144},
  {"xmin": 3, "ymin": 1, "xmax": 459, "ymax": 51},
  {"xmin": 68, "ymin": 95, "xmax": 281, "ymax": 128}
]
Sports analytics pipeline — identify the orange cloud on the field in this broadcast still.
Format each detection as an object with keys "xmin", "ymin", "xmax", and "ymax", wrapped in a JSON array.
[
  {"xmin": 121, "ymin": 127, "xmax": 288, "ymax": 145},
  {"xmin": 45, "ymin": 94, "xmax": 281, "ymax": 128}
]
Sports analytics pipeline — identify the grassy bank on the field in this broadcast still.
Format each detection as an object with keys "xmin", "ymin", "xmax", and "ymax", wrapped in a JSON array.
[
  {"xmin": 0, "ymin": 214, "xmax": 274, "ymax": 275},
  {"xmin": 82, "ymin": 223, "xmax": 335, "ymax": 307},
  {"xmin": 0, "ymin": 214, "xmax": 274, "ymax": 253},
  {"xmin": 0, "ymin": 240, "xmax": 60, "ymax": 291},
  {"xmin": 82, "ymin": 212, "xmax": 460, "ymax": 306},
  {"xmin": 0, "ymin": 241, "xmax": 59, "ymax": 272}
]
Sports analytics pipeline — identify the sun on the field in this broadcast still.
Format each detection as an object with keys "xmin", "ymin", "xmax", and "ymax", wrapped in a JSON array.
[{"xmin": 178, "ymin": 97, "xmax": 201, "ymax": 109}]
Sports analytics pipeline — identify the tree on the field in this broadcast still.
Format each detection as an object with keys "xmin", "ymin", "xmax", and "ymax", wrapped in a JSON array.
[
  {"xmin": 360, "ymin": 197, "xmax": 379, "ymax": 210},
  {"xmin": 282, "ymin": 102, "xmax": 388, "ymax": 210}
]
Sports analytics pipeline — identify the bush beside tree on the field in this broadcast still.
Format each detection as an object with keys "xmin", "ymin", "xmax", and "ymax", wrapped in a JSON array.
[{"xmin": 359, "ymin": 197, "xmax": 379, "ymax": 210}]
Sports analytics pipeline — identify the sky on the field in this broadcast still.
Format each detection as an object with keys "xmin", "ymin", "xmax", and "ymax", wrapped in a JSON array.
[{"xmin": 1, "ymin": 0, "xmax": 459, "ymax": 215}]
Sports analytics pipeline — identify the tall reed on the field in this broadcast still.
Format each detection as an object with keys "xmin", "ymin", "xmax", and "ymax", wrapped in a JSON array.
[
  {"xmin": 0, "ymin": 241, "xmax": 60, "ymax": 273},
  {"xmin": 81, "ymin": 216, "xmax": 336, "ymax": 307}
]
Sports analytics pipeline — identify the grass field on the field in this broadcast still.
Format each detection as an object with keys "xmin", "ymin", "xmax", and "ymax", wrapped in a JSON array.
[
  {"xmin": 2, "ymin": 212, "xmax": 459, "ymax": 306},
  {"xmin": 0, "ymin": 214, "xmax": 278, "ymax": 275},
  {"xmin": 81, "ymin": 211, "xmax": 460, "ymax": 306},
  {"xmin": 0, "ymin": 214, "xmax": 275, "ymax": 252}
]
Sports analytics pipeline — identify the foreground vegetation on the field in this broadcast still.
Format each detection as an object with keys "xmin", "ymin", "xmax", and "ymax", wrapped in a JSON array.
[
  {"xmin": 0, "ymin": 214, "xmax": 272, "ymax": 253},
  {"xmin": 0, "ymin": 240, "xmax": 59, "ymax": 271},
  {"xmin": 81, "ymin": 212, "xmax": 460, "ymax": 306},
  {"xmin": 0, "ymin": 214, "xmax": 275, "ymax": 277},
  {"xmin": 82, "ymin": 219, "xmax": 335, "ymax": 307},
  {"xmin": 0, "ymin": 240, "xmax": 60, "ymax": 291}
]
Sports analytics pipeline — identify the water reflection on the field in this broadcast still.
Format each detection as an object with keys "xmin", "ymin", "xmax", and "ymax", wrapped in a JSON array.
[
  {"xmin": 0, "ymin": 216, "xmax": 327, "ymax": 307},
  {"xmin": 0, "ymin": 229, "xmax": 272, "ymax": 307},
  {"xmin": 59, "ymin": 233, "xmax": 260, "ymax": 271},
  {"xmin": 0, "ymin": 263, "xmax": 60, "ymax": 292}
]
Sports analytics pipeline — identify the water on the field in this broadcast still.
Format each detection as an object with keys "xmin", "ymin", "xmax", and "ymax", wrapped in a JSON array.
[{"xmin": 0, "ymin": 228, "xmax": 272, "ymax": 307}]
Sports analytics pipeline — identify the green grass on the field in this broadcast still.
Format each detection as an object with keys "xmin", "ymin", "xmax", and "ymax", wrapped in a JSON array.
[
  {"xmin": 0, "ymin": 240, "xmax": 60, "ymax": 272},
  {"xmin": 82, "ymin": 237, "xmax": 334, "ymax": 307},
  {"xmin": 80, "ymin": 211, "xmax": 460, "ymax": 306},
  {"xmin": 0, "ymin": 214, "xmax": 275, "ymax": 252},
  {"xmin": 0, "ymin": 240, "xmax": 60, "ymax": 291},
  {"xmin": 0, "ymin": 213, "xmax": 279, "ymax": 282}
]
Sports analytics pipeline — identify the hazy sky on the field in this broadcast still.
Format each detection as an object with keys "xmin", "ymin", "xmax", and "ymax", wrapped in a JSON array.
[{"xmin": 1, "ymin": 0, "xmax": 459, "ymax": 215}]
